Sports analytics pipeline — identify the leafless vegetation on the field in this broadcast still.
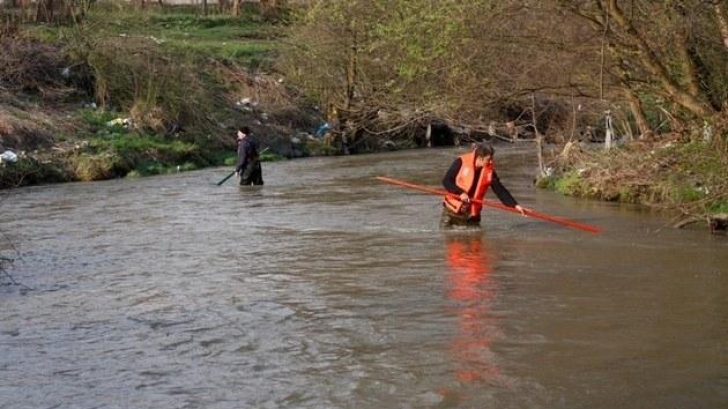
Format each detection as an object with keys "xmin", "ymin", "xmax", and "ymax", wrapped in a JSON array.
[{"xmin": 280, "ymin": 0, "xmax": 727, "ymax": 150}]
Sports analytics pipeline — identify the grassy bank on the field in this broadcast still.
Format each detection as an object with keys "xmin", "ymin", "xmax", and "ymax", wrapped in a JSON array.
[
  {"xmin": 27, "ymin": 5, "xmax": 281, "ymax": 66},
  {"xmin": 0, "ymin": 4, "xmax": 317, "ymax": 189},
  {"xmin": 538, "ymin": 137, "xmax": 728, "ymax": 228}
]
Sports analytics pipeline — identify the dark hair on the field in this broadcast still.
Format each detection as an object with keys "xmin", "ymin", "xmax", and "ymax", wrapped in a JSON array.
[
  {"xmin": 474, "ymin": 143, "xmax": 494, "ymax": 158},
  {"xmin": 238, "ymin": 126, "xmax": 251, "ymax": 134}
]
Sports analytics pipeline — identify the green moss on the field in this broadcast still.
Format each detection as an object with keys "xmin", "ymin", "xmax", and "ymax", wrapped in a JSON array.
[
  {"xmin": 617, "ymin": 186, "xmax": 637, "ymax": 203},
  {"xmin": 223, "ymin": 155, "xmax": 237, "ymax": 166},
  {"xmin": 708, "ymin": 202, "xmax": 728, "ymax": 214},
  {"xmin": 670, "ymin": 184, "xmax": 707, "ymax": 203},
  {"xmin": 90, "ymin": 133, "xmax": 194, "ymax": 156},
  {"xmin": 553, "ymin": 171, "xmax": 583, "ymax": 196},
  {"xmin": 260, "ymin": 151, "xmax": 286, "ymax": 162},
  {"xmin": 535, "ymin": 175, "xmax": 557, "ymax": 190}
]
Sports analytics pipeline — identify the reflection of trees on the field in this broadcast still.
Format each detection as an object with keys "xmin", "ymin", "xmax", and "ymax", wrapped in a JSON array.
[
  {"xmin": 445, "ymin": 236, "xmax": 500, "ymax": 383},
  {"xmin": 0, "ymin": 195, "xmax": 28, "ymax": 289}
]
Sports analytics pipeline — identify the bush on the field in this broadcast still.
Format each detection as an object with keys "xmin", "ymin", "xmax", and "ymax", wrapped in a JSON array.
[
  {"xmin": 553, "ymin": 171, "xmax": 584, "ymax": 196},
  {"xmin": 0, "ymin": 36, "xmax": 69, "ymax": 99}
]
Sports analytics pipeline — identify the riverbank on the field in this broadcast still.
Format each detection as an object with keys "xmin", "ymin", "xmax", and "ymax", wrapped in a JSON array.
[
  {"xmin": 538, "ymin": 135, "xmax": 728, "ymax": 231},
  {"xmin": 2, "ymin": 2, "xmax": 727, "ymax": 233},
  {"xmin": 0, "ymin": 4, "xmax": 329, "ymax": 188}
]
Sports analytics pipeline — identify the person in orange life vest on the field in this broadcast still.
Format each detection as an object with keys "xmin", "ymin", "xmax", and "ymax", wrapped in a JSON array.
[{"xmin": 441, "ymin": 143, "xmax": 526, "ymax": 227}]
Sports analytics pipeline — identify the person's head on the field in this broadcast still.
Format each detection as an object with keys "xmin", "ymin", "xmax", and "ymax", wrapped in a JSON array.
[
  {"xmin": 474, "ymin": 143, "xmax": 494, "ymax": 168},
  {"xmin": 237, "ymin": 126, "xmax": 251, "ymax": 140}
]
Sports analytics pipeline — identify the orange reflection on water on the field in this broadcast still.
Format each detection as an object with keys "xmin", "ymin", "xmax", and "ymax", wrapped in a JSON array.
[{"xmin": 445, "ymin": 235, "xmax": 501, "ymax": 383}]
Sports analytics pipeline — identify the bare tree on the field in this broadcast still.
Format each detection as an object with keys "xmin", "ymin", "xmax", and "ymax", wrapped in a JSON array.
[
  {"xmin": 35, "ymin": 0, "xmax": 54, "ymax": 23},
  {"xmin": 714, "ymin": 0, "xmax": 728, "ymax": 50}
]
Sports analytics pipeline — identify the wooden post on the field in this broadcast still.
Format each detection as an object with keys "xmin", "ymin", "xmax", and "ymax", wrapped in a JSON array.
[
  {"xmin": 425, "ymin": 123, "xmax": 432, "ymax": 148},
  {"xmin": 604, "ymin": 110, "xmax": 613, "ymax": 151},
  {"xmin": 532, "ymin": 92, "xmax": 545, "ymax": 177}
]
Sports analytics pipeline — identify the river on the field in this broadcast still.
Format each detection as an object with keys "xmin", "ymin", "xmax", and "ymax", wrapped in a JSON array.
[{"xmin": 1, "ymin": 145, "xmax": 726, "ymax": 409}]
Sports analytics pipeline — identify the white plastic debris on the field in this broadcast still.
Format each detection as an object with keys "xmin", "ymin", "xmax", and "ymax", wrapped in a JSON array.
[
  {"xmin": 147, "ymin": 36, "xmax": 165, "ymax": 45},
  {"xmin": 236, "ymin": 97, "xmax": 253, "ymax": 106},
  {"xmin": 0, "ymin": 150, "xmax": 18, "ymax": 164},
  {"xmin": 106, "ymin": 118, "xmax": 132, "ymax": 128}
]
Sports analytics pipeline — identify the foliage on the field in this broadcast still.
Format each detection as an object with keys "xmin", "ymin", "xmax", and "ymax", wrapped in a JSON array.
[
  {"xmin": 537, "ymin": 172, "xmax": 591, "ymax": 198},
  {"xmin": 0, "ymin": 157, "xmax": 69, "ymax": 188},
  {"xmin": 282, "ymin": 0, "xmax": 726, "ymax": 141},
  {"xmin": 0, "ymin": 35, "xmax": 71, "ymax": 99},
  {"xmin": 708, "ymin": 202, "xmax": 728, "ymax": 214},
  {"xmin": 546, "ymin": 139, "xmax": 728, "ymax": 215},
  {"xmin": 260, "ymin": 150, "xmax": 286, "ymax": 162}
]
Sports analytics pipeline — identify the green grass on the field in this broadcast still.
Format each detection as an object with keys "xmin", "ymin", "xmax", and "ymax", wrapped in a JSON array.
[
  {"xmin": 670, "ymin": 184, "xmax": 707, "ymax": 203},
  {"xmin": 553, "ymin": 171, "xmax": 583, "ymax": 196},
  {"xmin": 708, "ymin": 202, "xmax": 728, "ymax": 214},
  {"xmin": 24, "ymin": 6, "xmax": 280, "ymax": 66},
  {"xmin": 79, "ymin": 108, "xmax": 127, "ymax": 133},
  {"xmin": 90, "ymin": 133, "xmax": 195, "ymax": 157}
]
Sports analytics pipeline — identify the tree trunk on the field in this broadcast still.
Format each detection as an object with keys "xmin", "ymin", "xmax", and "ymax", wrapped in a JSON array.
[
  {"xmin": 532, "ymin": 93, "xmax": 545, "ymax": 177},
  {"xmin": 232, "ymin": 0, "xmax": 241, "ymax": 16},
  {"xmin": 606, "ymin": 0, "xmax": 715, "ymax": 119},
  {"xmin": 219, "ymin": 0, "xmax": 230, "ymax": 13},
  {"xmin": 714, "ymin": 1, "xmax": 728, "ymax": 50},
  {"xmin": 260, "ymin": 0, "xmax": 286, "ymax": 20},
  {"xmin": 345, "ymin": 19, "xmax": 358, "ymax": 110},
  {"xmin": 675, "ymin": 30, "xmax": 701, "ymax": 97},
  {"xmin": 622, "ymin": 85, "xmax": 652, "ymax": 140},
  {"xmin": 35, "ymin": 0, "xmax": 54, "ymax": 23},
  {"xmin": 202, "ymin": 0, "xmax": 208, "ymax": 16}
]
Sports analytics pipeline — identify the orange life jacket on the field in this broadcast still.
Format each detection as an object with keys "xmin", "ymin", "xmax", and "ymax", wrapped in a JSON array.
[{"xmin": 444, "ymin": 151, "xmax": 494, "ymax": 217}]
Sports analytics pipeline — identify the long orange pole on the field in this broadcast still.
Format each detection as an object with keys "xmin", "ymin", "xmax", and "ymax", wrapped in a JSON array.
[{"xmin": 375, "ymin": 176, "xmax": 602, "ymax": 234}]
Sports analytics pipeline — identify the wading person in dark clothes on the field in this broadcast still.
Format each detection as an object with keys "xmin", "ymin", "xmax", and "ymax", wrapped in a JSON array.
[
  {"xmin": 441, "ymin": 143, "xmax": 526, "ymax": 228},
  {"xmin": 235, "ymin": 126, "xmax": 264, "ymax": 186}
]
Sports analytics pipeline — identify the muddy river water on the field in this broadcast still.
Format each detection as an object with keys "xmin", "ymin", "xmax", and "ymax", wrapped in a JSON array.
[{"xmin": 1, "ymin": 146, "xmax": 726, "ymax": 409}]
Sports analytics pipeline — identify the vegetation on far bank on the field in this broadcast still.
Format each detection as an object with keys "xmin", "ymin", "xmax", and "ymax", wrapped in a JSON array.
[
  {"xmin": 538, "ymin": 138, "xmax": 728, "ymax": 225},
  {"xmin": 1, "ymin": 2, "xmax": 325, "ymax": 189},
  {"xmin": 277, "ymin": 0, "xmax": 728, "ymax": 228},
  {"xmin": 2, "ymin": 1, "xmax": 728, "ymax": 230}
]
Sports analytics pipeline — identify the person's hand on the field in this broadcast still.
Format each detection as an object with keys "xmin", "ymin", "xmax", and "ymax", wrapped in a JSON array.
[
  {"xmin": 459, "ymin": 192, "xmax": 470, "ymax": 203},
  {"xmin": 515, "ymin": 205, "xmax": 528, "ymax": 216}
]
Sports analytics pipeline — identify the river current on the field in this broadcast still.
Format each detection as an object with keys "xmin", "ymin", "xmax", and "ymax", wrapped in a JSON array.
[{"xmin": 1, "ymin": 146, "xmax": 726, "ymax": 409}]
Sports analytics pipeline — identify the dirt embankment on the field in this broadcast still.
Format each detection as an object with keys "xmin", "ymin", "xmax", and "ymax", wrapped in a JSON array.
[{"xmin": 0, "ymin": 32, "xmax": 325, "ymax": 189}]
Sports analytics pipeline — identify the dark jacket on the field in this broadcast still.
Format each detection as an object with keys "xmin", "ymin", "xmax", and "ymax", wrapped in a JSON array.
[
  {"xmin": 442, "ymin": 158, "xmax": 518, "ymax": 207},
  {"xmin": 235, "ymin": 137, "xmax": 259, "ymax": 174}
]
